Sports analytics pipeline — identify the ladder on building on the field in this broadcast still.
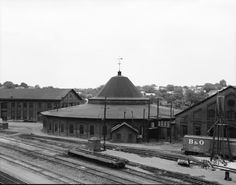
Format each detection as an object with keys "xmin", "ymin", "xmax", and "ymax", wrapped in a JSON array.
[
  {"xmin": 210, "ymin": 95, "xmax": 233, "ymax": 162},
  {"xmin": 210, "ymin": 119, "xmax": 233, "ymax": 162}
]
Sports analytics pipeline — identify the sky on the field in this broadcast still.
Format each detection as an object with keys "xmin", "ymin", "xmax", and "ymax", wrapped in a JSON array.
[{"xmin": 0, "ymin": 0, "xmax": 236, "ymax": 88}]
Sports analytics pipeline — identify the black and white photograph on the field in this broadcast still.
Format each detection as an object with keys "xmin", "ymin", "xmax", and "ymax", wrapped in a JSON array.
[{"xmin": 0, "ymin": 0, "xmax": 236, "ymax": 184}]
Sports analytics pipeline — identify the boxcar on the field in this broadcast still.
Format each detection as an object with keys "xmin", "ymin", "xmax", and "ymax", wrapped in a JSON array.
[{"xmin": 182, "ymin": 135, "xmax": 236, "ymax": 157}]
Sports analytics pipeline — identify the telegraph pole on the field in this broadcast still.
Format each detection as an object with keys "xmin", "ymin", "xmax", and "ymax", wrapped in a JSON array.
[
  {"xmin": 156, "ymin": 98, "xmax": 159, "ymax": 125},
  {"xmin": 103, "ymin": 97, "xmax": 107, "ymax": 151},
  {"xmin": 169, "ymin": 101, "xmax": 173, "ymax": 143}
]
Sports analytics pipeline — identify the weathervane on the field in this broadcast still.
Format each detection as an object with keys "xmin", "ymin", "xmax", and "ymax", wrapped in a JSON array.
[{"xmin": 118, "ymin": 57, "xmax": 123, "ymax": 71}]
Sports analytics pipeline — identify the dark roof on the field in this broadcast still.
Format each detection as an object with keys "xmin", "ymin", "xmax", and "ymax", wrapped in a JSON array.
[
  {"xmin": 111, "ymin": 122, "xmax": 138, "ymax": 133},
  {"xmin": 0, "ymin": 88, "xmax": 81, "ymax": 100},
  {"xmin": 175, "ymin": 86, "xmax": 236, "ymax": 117},
  {"xmin": 40, "ymin": 71, "xmax": 181, "ymax": 119},
  {"xmin": 41, "ymin": 103, "xmax": 181, "ymax": 119},
  {"xmin": 96, "ymin": 72, "xmax": 143, "ymax": 98}
]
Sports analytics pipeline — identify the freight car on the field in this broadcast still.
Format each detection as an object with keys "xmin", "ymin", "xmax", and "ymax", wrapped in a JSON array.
[{"xmin": 182, "ymin": 135, "xmax": 236, "ymax": 157}]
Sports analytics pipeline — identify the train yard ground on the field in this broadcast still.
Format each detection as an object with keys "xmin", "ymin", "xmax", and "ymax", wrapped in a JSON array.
[{"xmin": 0, "ymin": 122, "xmax": 236, "ymax": 184}]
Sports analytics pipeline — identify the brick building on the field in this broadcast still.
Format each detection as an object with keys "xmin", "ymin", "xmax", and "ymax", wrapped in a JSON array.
[
  {"xmin": 41, "ymin": 71, "xmax": 179, "ymax": 143},
  {"xmin": 175, "ymin": 86, "xmax": 236, "ymax": 139},
  {"xmin": 0, "ymin": 88, "xmax": 82, "ymax": 122}
]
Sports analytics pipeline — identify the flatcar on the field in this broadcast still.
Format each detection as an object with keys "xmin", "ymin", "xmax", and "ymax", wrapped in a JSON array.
[
  {"xmin": 68, "ymin": 148, "xmax": 128, "ymax": 169},
  {"xmin": 182, "ymin": 135, "xmax": 236, "ymax": 157}
]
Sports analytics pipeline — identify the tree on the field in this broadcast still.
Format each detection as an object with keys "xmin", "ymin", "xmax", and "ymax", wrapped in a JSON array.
[
  {"xmin": 219, "ymin": 79, "xmax": 227, "ymax": 87},
  {"xmin": 35, "ymin": 85, "xmax": 40, "ymax": 88},
  {"xmin": 185, "ymin": 89, "xmax": 207, "ymax": 106},
  {"xmin": 173, "ymin": 87, "xmax": 184, "ymax": 99},
  {"xmin": 20, "ymin": 82, "xmax": 29, "ymax": 88},
  {"xmin": 3, "ymin": 81, "xmax": 15, "ymax": 89},
  {"xmin": 166, "ymin": 84, "xmax": 174, "ymax": 91},
  {"xmin": 43, "ymin": 86, "xmax": 54, "ymax": 88},
  {"xmin": 142, "ymin": 84, "xmax": 157, "ymax": 93},
  {"xmin": 203, "ymin": 83, "xmax": 216, "ymax": 93}
]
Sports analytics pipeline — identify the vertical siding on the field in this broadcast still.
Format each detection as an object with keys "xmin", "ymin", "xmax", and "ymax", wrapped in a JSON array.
[{"xmin": 176, "ymin": 87, "xmax": 236, "ymax": 139}]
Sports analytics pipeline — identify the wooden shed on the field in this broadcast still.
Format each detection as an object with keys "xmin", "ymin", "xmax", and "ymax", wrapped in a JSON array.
[{"xmin": 111, "ymin": 122, "xmax": 139, "ymax": 143}]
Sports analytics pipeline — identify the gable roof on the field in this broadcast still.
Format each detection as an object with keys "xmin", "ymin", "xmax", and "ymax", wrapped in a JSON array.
[
  {"xmin": 0, "ymin": 88, "xmax": 82, "ymax": 101},
  {"xmin": 111, "ymin": 122, "xmax": 139, "ymax": 133},
  {"xmin": 175, "ymin": 86, "xmax": 236, "ymax": 117}
]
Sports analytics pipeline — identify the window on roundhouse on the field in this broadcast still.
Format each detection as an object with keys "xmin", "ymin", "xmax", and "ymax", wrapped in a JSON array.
[
  {"xmin": 90, "ymin": 125, "xmax": 94, "ymax": 136},
  {"xmin": 79, "ymin": 125, "xmax": 84, "ymax": 134},
  {"xmin": 55, "ymin": 123, "xmax": 58, "ymax": 132},
  {"xmin": 61, "ymin": 124, "xmax": 64, "ymax": 132},
  {"xmin": 69, "ymin": 124, "xmax": 74, "ymax": 134}
]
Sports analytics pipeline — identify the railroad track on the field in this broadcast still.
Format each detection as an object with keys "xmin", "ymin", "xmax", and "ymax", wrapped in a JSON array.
[
  {"xmin": 0, "ymin": 154, "xmax": 85, "ymax": 184},
  {"xmin": 17, "ymin": 134, "xmax": 190, "ymax": 162},
  {"xmin": 6, "ymin": 136, "xmax": 188, "ymax": 184},
  {"xmin": 0, "ymin": 139, "xmax": 174, "ymax": 184},
  {"xmin": 1, "ymin": 134, "xmax": 221, "ymax": 184},
  {"xmin": 0, "ymin": 170, "xmax": 27, "ymax": 184}
]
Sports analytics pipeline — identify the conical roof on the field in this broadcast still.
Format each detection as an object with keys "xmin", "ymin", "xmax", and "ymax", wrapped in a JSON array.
[
  {"xmin": 97, "ymin": 71, "xmax": 142, "ymax": 98},
  {"xmin": 89, "ymin": 71, "xmax": 149, "ymax": 105}
]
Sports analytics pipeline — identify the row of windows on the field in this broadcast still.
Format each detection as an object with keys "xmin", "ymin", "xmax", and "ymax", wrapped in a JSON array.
[
  {"xmin": 207, "ymin": 110, "xmax": 236, "ymax": 120},
  {"xmin": 48, "ymin": 123, "xmax": 96, "ymax": 136},
  {"xmin": 1, "ymin": 102, "xmax": 77, "ymax": 111},
  {"xmin": 181, "ymin": 125, "xmax": 201, "ymax": 136}
]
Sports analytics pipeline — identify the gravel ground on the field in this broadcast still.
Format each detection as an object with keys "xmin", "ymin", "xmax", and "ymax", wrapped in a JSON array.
[{"xmin": 1, "ymin": 121, "xmax": 236, "ymax": 185}]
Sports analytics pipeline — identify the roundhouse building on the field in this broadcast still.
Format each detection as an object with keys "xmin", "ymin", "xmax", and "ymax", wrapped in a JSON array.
[
  {"xmin": 175, "ymin": 86, "xmax": 236, "ymax": 139},
  {"xmin": 41, "ymin": 71, "xmax": 179, "ymax": 143},
  {"xmin": 0, "ymin": 88, "xmax": 82, "ymax": 122}
]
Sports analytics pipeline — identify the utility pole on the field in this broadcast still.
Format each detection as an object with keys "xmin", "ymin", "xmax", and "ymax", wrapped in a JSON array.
[
  {"xmin": 156, "ymin": 98, "xmax": 159, "ymax": 126},
  {"xmin": 143, "ymin": 108, "xmax": 146, "ymax": 141},
  {"xmin": 169, "ymin": 101, "xmax": 173, "ymax": 143},
  {"xmin": 147, "ymin": 99, "xmax": 151, "ymax": 143},
  {"xmin": 148, "ymin": 98, "xmax": 151, "ymax": 120},
  {"xmin": 131, "ymin": 111, "xmax": 134, "ymax": 123},
  {"xmin": 103, "ymin": 97, "xmax": 107, "ymax": 151}
]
